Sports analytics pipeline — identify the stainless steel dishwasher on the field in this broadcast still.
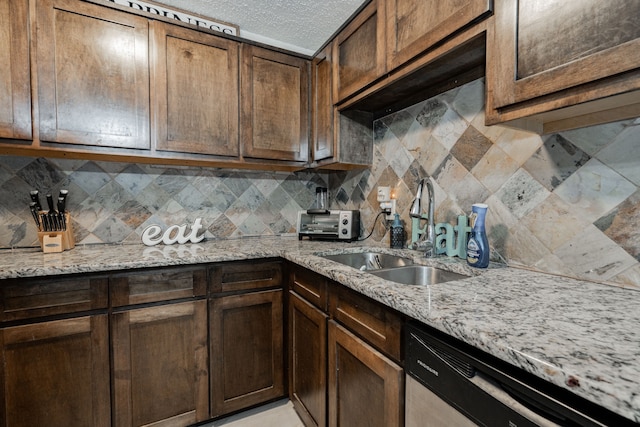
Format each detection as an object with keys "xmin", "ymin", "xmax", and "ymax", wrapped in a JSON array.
[{"xmin": 405, "ymin": 322, "xmax": 636, "ymax": 427}]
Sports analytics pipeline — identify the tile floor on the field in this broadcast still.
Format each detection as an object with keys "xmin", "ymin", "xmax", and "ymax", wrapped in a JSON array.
[{"xmin": 201, "ymin": 399, "xmax": 304, "ymax": 427}]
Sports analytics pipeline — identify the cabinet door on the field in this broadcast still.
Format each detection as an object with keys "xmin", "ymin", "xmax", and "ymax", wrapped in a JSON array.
[
  {"xmin": 386, "ymin": 0, "xmax": 492, "ymax": 70},
  {"xmin": 328, "ymin": 321, "xmax": 403, "ymax": 427},
  {"xmin": 489, "ymin": 0, "xmax": 640, "ymax": 112},
  {"xmin": 151, "ymin": 21, "xmax": 239, "ymax": 157},
  {"xmin": 0, "ymin": 0, "xmax": 31, "ymax": 140},
  {"xmin": 241, "ymin": 45, "xmax": 309, "ymax": 162},
  {"xmin": 289, "ymin": 291, "xmax": 328, "ymax": 427},
  {"xmin": 111, "ymin": 300, "xmax": 209, "ymax": 427},
  {"xmin": 36, "ymin": 0, "xmax": 150, "ymax": 149},
  {"xmin": 0, "ymin": 315, "xmax": 110, "ymax": 427},
  {"xmin": 333, "ymin": 0, "xmax": 386, "ymax": 103},
  {"xmin": 210, "ymin": 289, "xmax": 284, "ymax": 416},
  {"xmin": 311, "ymin": 45, "xmax": 334, "ymax": 162}
]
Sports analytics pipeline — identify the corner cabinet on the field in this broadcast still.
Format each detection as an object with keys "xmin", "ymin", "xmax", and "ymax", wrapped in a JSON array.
[
  {"xmin": 287, "ymin": 264, "xmax": 404, "ymax": 427},
  {"xmin": 151, "ymin": 21, "xmax": 240, "ymax": 158},
  {"xmin": 486, "ymin": 0, "xmax": 640, "ymax": 133},
  {"xmin": 241, "ymin": 45, "xmax": 309, "ymax": 164},
  {"xmin": 36, "ymin": 0, "xmax": 150, "ymax": 149},
  {"xmin": 209, "ymin": 260, "xmax": 285, "ymax": 417},
  {"xmin": 0, "ymin": 0, "xmax": 31, "ymax": 140},
  {"xmin": 310, "ymin": 44, "xmax": 373, "ymax": 170},
  {"xmin": 0, "ymin": 275, "xmax": 110, "ymax": 427}
]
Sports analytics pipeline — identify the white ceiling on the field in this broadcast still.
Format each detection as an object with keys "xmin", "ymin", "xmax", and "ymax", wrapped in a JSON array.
[{"xmin": 151, "ymin": 0, "xmax": 368, "ymax": 56}]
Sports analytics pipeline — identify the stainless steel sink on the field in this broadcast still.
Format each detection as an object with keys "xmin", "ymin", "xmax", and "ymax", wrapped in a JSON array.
[
  {"xmin": 321, "ymin": 252, "xmax": 413, "ymax": 271},
  {"xmin": 370, "ymin": 265, "xmax": 469, "ymax": 285}
]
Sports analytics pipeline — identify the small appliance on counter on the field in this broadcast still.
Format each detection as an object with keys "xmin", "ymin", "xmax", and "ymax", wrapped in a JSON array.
[
  {"xmin": 29, "ymin": 189, "xmax": 75, "ymax": 253},
  {"xmin": 297, "ymin": 210, "xmax": 360, "ymax": 242}
]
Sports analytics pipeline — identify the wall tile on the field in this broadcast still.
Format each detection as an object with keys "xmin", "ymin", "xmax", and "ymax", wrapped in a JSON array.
[
  {"xmin": 329, "ymin": 78, "xmax": 639, "ymax": 288},
  {"xmin": 0, "ymin": 156, "xmax": 327, "ymax": 247}
]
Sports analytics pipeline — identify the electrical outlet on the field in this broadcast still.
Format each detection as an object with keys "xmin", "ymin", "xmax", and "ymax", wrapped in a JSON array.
[
  {"xmin": 377, "ymin": 186, "xmax": 391, "ymax": 202},
  {"xmin": 385, "ymin": 199, "xmax": 396, "ymax": 221}
]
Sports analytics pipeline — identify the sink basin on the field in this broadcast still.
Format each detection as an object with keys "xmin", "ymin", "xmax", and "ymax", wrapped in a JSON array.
[
  {"xmin": 321, "ymin": 252, "xmax": 413, "ymax": 271},
  {"xmin": 370, "ymin": 265, "xmax": 469, "ymax": 285}
]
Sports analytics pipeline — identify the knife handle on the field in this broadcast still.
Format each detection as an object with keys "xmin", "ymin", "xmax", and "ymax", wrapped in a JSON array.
[
  {"xmin": 57, "ymin": 196, "xmax": 66, "ymax": 213},
  {"xmin": 30, "ymin": 202, "xmax": 41, "ymax": 229},
  {"xmin": 30, "ymin": 190, "xmax": 42, "ymax": 211},
  {"xmin": 46, "ymin": 194, "xmax": 55, "ymax": 212}
]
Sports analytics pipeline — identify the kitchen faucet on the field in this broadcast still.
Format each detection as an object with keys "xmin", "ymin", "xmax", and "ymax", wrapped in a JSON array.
[{"xmin": 409, "ymin": 177, "xmax": 436, "ymax": 257}]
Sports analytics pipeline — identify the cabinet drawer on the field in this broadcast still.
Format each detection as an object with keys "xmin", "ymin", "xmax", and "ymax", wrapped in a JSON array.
[
  {"xmin": 329, "ymin": 283, "xmax": 402, "ymax": 362},
  {"xmin": 289, "ymin": 265, "xmax": 328, "ymax": 311},
  {"xmin": 0, "ymin": 275, "xmax": 108, "ymax": 322},
  {"xmin": 110, "ymin": 267, "xmax": 206, "ymax": 307},
  {"xmin": 209, "ymin": 260, "xmax": 282, "ymax": 294}
]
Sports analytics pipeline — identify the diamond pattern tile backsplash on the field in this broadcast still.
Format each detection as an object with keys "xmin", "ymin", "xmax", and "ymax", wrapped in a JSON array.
[
  {"xmin": 1, "ymin": 77, "xmax": 639, "ymax": 290},
  {"xmin": 329, "ymin": 78, "xmax": 640, "ymax": 289},
  {"xmin": 0, "ymin": 157, "xmax": 326, "ymax": 246}
]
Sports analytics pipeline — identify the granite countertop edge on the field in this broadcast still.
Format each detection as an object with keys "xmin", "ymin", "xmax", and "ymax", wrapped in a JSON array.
[{"xmin": 1, "ymin": 237, "xmax": 639, "ymax": 423}]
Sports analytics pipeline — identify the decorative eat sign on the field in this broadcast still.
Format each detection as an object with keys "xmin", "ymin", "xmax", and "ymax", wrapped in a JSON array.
[{"xmin": 141, "ymin": 218, "xmax": 205, "ymax": 246}]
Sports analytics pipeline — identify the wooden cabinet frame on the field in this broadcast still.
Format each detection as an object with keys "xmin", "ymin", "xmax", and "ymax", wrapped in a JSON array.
[
  {"xmin": 151, "ymin": 20, "xmax": 240, "ymax": 158},
  {"xmin": 111, "ymin": 300, "xmax": 209, "ymax": 427},
  {"xmin": 210, "ymin": 289, "xmax": 284, "ymax": 416},
  {"xmin": 486, "ymin": 0, "xmax": 640, "ymax": 132},
  {"xmin": 385, "ymin": 0, "xmax": 492, "ymax": 70},
  {"xmin": 0, "ymin": 0, "xmax": 31, "ymax": 140},
  {"xmin": 328, "ymin": 320, "xmax": 403, "ymax": 427},
  {"xmin": 0, "ymin": 315, "xmax": 111, "ymax": 427},
  {"xmin": 333, "ymin": 0, "xmax": 386, "ymax": 103},
  {"xmin": 36, "ymin": 0, "xmax": 150, "ymax": 149},
  {"xmin": 289, "ymin": 291, "xmax": 328, "ymax": 427}
]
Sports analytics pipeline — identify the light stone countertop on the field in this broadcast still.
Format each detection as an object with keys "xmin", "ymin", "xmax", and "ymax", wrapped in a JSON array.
[{"xmin": 1, "ymin": 236, "xmax": 639, "ymax": 423}]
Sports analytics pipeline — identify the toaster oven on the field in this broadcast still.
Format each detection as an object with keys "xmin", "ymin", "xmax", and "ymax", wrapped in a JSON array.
[{"xmin": 297, "ymin": 210, "xmax": 360, "ymax": 241}]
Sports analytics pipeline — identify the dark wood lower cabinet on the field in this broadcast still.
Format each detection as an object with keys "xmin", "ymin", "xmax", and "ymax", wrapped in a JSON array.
[
  {"xmin": 289, "ymin": 291, "xmax": 328, "ymax": 427},
  {"xmin": 111, "ymin": 300, "xmax": 209, "ymax": 427},
  {"xmin": 328, "ymin": 320, "xmax": 403, "ymax": 427},
  {"xmin": 210, "ymin": 289, "xmax": 284, "ymax": 417},
  {"xmin": 0, "ymin": 315, "xmax": 111, "ymax": 427}
]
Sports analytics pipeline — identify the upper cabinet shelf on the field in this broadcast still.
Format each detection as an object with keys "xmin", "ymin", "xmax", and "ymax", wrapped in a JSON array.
[{"xmin": 486, "ymin": 0, "xmax": 640, "ymax": 133}]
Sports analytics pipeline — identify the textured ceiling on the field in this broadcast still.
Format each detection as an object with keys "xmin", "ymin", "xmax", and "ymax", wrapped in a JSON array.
[{"xmin": 151, "ymin": 0, "xmax": 367, "ymax": 55}]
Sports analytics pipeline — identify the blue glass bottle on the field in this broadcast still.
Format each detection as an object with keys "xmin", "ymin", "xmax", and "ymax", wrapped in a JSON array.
[{"xmin": 466, "ymin": 203, "xmax": 489, "ymax": 268}]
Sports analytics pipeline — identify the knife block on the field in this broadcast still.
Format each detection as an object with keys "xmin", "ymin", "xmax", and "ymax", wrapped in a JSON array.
[{"xmin": 37, "ymin": 213, "xmax": 75, "ymax": 253}]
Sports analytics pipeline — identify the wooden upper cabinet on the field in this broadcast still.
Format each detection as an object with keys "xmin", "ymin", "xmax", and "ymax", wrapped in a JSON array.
[
  {"xmin": 0, "ymin": 0, "xmax": 31, "ymax": 140},
  {"xmin": 241, "ymin": 45, "xmax": 309, "ymax": 163},
  {"xmin": 36, "ymin": 0, "xmax": 150, "ymax": 149},
  {"xmin": 487, "ymin": 0, "xmax": 640, "ymax": 132},
  {"xmin": 311, "ymin": 45, "xmax": 335, "ymax": 163},
  {"xmin": 333, "ymin": 0, "xmax": 386, "ymax": 103},
  {"xmin": 151, "ymin": 21, "xmax": 239, "ymax": 157},
  {"xmin": 385, "ymin": 0, "xmax": 492, "ymax": 70}
]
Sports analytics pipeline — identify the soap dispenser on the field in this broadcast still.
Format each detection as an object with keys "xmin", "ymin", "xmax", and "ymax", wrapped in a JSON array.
[
  {"xmin": 466, "ymin": 203, "xmax": 489, "ymax": 268},
  {"xmin": 390, "ymin": 213, "xmax": 405, "ymax": 249}
]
